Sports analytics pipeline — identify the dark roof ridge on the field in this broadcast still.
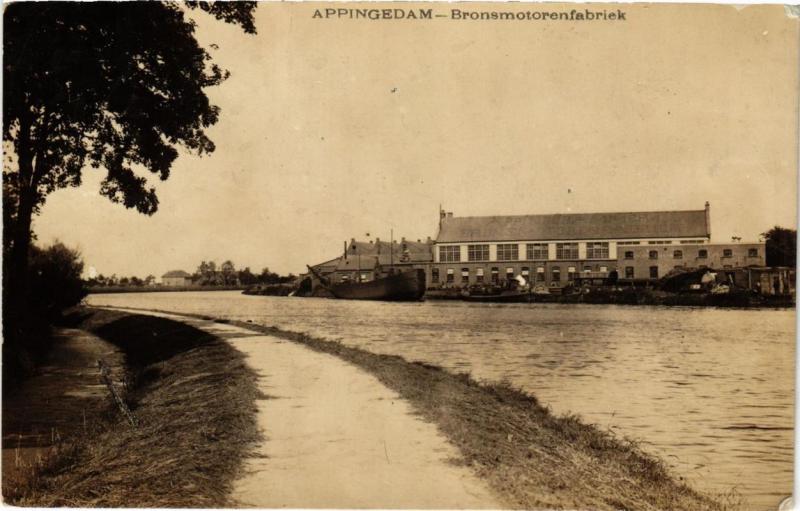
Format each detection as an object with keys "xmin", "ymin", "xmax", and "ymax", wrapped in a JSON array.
[
  {"xmin": 449, "ymin": 208, "xmax": 706, "ymax": 220},
  {"xmin": 436, "ymin": 208, "xmax": 709, "ymax": 243}
]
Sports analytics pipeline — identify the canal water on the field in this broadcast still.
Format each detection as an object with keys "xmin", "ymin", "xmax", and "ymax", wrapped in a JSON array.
[{"xmin": 87, "ymin": 291, "xmax": 795, "ymax": 510}]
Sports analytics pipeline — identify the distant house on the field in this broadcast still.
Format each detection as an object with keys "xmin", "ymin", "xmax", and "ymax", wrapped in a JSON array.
[{"xmin": 161, "ymin": 270, "xmax": 193, "ymax": 287}]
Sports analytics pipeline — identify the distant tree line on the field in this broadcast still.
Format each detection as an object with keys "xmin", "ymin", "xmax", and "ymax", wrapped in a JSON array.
[
  {"xmin": 86, "ymin": 261, "xmax": 297, "ymax": 288},
  {"xmin": 86, "ymin": 274, "xmax": 157, "ymax": 288},
  {"xmin": 193, "ymin": 260, "xmax": 296, "ymax": 286}
]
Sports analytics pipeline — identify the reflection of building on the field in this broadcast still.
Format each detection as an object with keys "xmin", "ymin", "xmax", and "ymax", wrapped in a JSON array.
[
  {"xmin": 161, "ymin": 270, "xmax": 193, "ymax": 286},
  {"xmin": 429, "ymin": 203, "xmax": 766, "ymax": 288}
]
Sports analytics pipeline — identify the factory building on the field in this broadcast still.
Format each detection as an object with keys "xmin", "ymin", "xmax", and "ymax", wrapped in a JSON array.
[{"xmin": 429, "ymin": 203, "xmax": 766, "ymax": 289}]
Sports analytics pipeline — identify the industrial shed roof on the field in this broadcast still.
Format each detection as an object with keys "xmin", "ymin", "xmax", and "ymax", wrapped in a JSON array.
[{"xmin": 436, "ymin": 209, "xmax": 710, "ymax": 243}]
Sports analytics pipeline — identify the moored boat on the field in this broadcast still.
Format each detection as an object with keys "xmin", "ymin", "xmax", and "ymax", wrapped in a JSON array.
[
  {"xmin": 306, "ymin": 265, "xmax": 426, "ymax": 301},
  {"xmin": 331, "ymin": 268, "xmax": 426, "ymax": 301}
]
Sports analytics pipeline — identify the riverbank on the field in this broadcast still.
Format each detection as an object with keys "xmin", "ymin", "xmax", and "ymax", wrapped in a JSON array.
[
  {"xmin": 88, "ymin": 285, "xmax": 246, "ymax": 294},
  {"xmin": 426, "ymin": 287, "xmax": 794, "ymax": 308},
  {"xmin": 91, "ymin": 305, "xmax": 728, "ymax": 510},
  {"xmin": 4, "ymin": 308, "xmax": 260, "ymax": 507}
]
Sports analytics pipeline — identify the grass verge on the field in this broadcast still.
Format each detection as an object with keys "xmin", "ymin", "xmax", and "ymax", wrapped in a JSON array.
[{"xmin": 6, "ymin": 308, "xmax": 261, "ymax": 507}]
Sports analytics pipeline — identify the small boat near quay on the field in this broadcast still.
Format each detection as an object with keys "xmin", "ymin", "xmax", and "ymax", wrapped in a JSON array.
[
  {"xmin": 462, "ymin": 288, "xmax": 534, "ymax": 303},
  {"xmin": 460, "ymin": 275, "xmax": 536, "ymax": 303}
]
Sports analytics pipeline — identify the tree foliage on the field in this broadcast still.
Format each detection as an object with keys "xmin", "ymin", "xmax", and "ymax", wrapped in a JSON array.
[
  {"xmin": 238, "ymin": 267, "xmax": 258, "ymax": 285},
  {"xmin": 4, "ymin": 1, "xmax": 256, "ymax": 214},
  {"xmin": 28, "ymin": 241, "xmax": 87, "ymax": 319},
  {"xmin": 3, "ymin": 1, "xmax": 257, "ymax": 282},
  {"xmin": 762, "ymin": 226, "xmax": 796, "ymax": 267}
]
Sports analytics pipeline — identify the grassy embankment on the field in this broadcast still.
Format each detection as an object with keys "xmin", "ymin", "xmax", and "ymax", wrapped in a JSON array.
[
  {"xmin": 96, "ymin": 305, "xmax": 731, "ymax": 510},
  {"xmin": 5, "ymin": 308, "xmax": 260, "ymax": 507}
]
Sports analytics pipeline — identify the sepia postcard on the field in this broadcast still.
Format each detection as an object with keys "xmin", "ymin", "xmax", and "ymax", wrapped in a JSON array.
[{"xmin": 2, "ymin": 1, "xmax": 798, "ymax": 510}]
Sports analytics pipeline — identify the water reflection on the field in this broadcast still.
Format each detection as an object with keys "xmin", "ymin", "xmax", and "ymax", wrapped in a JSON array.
[{"xmin": 87, "ymin": 291, "xmax": 794, "ymax": 510}]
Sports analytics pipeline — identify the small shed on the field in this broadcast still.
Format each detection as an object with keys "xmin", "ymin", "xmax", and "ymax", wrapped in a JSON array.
[{"xmin": 162, "ymin": 270, "xmax": 193, "ymax": 287}]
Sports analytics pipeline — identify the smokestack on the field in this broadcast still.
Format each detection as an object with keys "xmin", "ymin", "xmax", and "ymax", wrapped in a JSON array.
[
  {"xmin": 704, "ymin": 201, "xmax": 711, "ymax": 240},
  {"xmin": 344, "ymin": 241, "xmax": 347, "ymax": 260}
]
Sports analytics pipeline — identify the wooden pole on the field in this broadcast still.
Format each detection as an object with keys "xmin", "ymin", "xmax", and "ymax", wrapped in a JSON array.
[{"xmin": 98, "ymin": 360, "xmax": 138, "ymax": 427}]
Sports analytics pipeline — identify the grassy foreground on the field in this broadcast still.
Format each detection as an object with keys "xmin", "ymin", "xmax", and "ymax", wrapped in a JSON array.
[{"xmin": 7, "ymin": 308, "xmax": 261, "ymax": 507}]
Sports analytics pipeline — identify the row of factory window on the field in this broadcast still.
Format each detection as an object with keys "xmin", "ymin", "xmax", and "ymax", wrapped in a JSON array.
[
  {"xmin": 624, "ymin": 248, "xmax": 758, "ymax": 260},
  {"xmin": 617, "ymin": 239, "xmax": 707, "ymax": 245},
  {"xmin": 441, "ymin": 242, "xmax": 609, "ymax": 262},
  {"xmin": 431, "ymin": 265, "xmax": 610, "ymax": 284},
  {"xmin": 431, "ymin": 264, "xmax": 736, "ymax": 284},
  {"xmin": 441, "ymin": 244, "xmax": 759, "ymax": 263}
]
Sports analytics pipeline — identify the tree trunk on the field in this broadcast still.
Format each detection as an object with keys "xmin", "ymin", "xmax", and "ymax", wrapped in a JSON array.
[
  {"xmin": 5, "ymin": 186, "xmax": 35, "ymax": 346},
  {"xmin": 11, "ymin": 188, "xmax": 35, "ymax": 287},
  {"xmin": 5, "ymin": 113, "xmax": 37, "ymax": 349}
]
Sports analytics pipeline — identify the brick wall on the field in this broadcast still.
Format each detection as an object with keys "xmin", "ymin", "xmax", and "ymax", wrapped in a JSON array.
[{"xmin": 616, "ymin": 243, "xmax": 765, "ymax": 281}]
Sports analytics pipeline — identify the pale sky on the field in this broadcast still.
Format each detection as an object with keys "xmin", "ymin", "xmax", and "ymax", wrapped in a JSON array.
[{"xmin": 33, "ymin": 3, "xmax": 798, "ymax": 277}]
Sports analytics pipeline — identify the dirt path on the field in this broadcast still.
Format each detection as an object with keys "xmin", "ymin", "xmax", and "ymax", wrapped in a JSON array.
[
  {"xmin": 2, "ymin": 328, "xmax": 124, "ymax": 496},
  {"xmin": 107, "ymin": 308, "xmax": 501, "ymax": 509}
]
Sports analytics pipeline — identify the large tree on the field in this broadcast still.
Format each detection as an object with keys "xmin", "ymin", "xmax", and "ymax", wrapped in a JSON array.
[
  {"xmin": 3, "ymin": 1, "xmax": 256, "ymax": 314},
  {"xmin": 762, "ymin": 226, "xmax": 797, "ymax": 267}
]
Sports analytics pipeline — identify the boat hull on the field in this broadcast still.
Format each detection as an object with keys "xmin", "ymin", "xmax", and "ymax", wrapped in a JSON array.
[
  {"xmin": 330, "ymin": 269, "xmax": 426, "ymax": 301},
  {"xmin": 463, "ymin": 291, "xmax": 534, "ymax": 303}
]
